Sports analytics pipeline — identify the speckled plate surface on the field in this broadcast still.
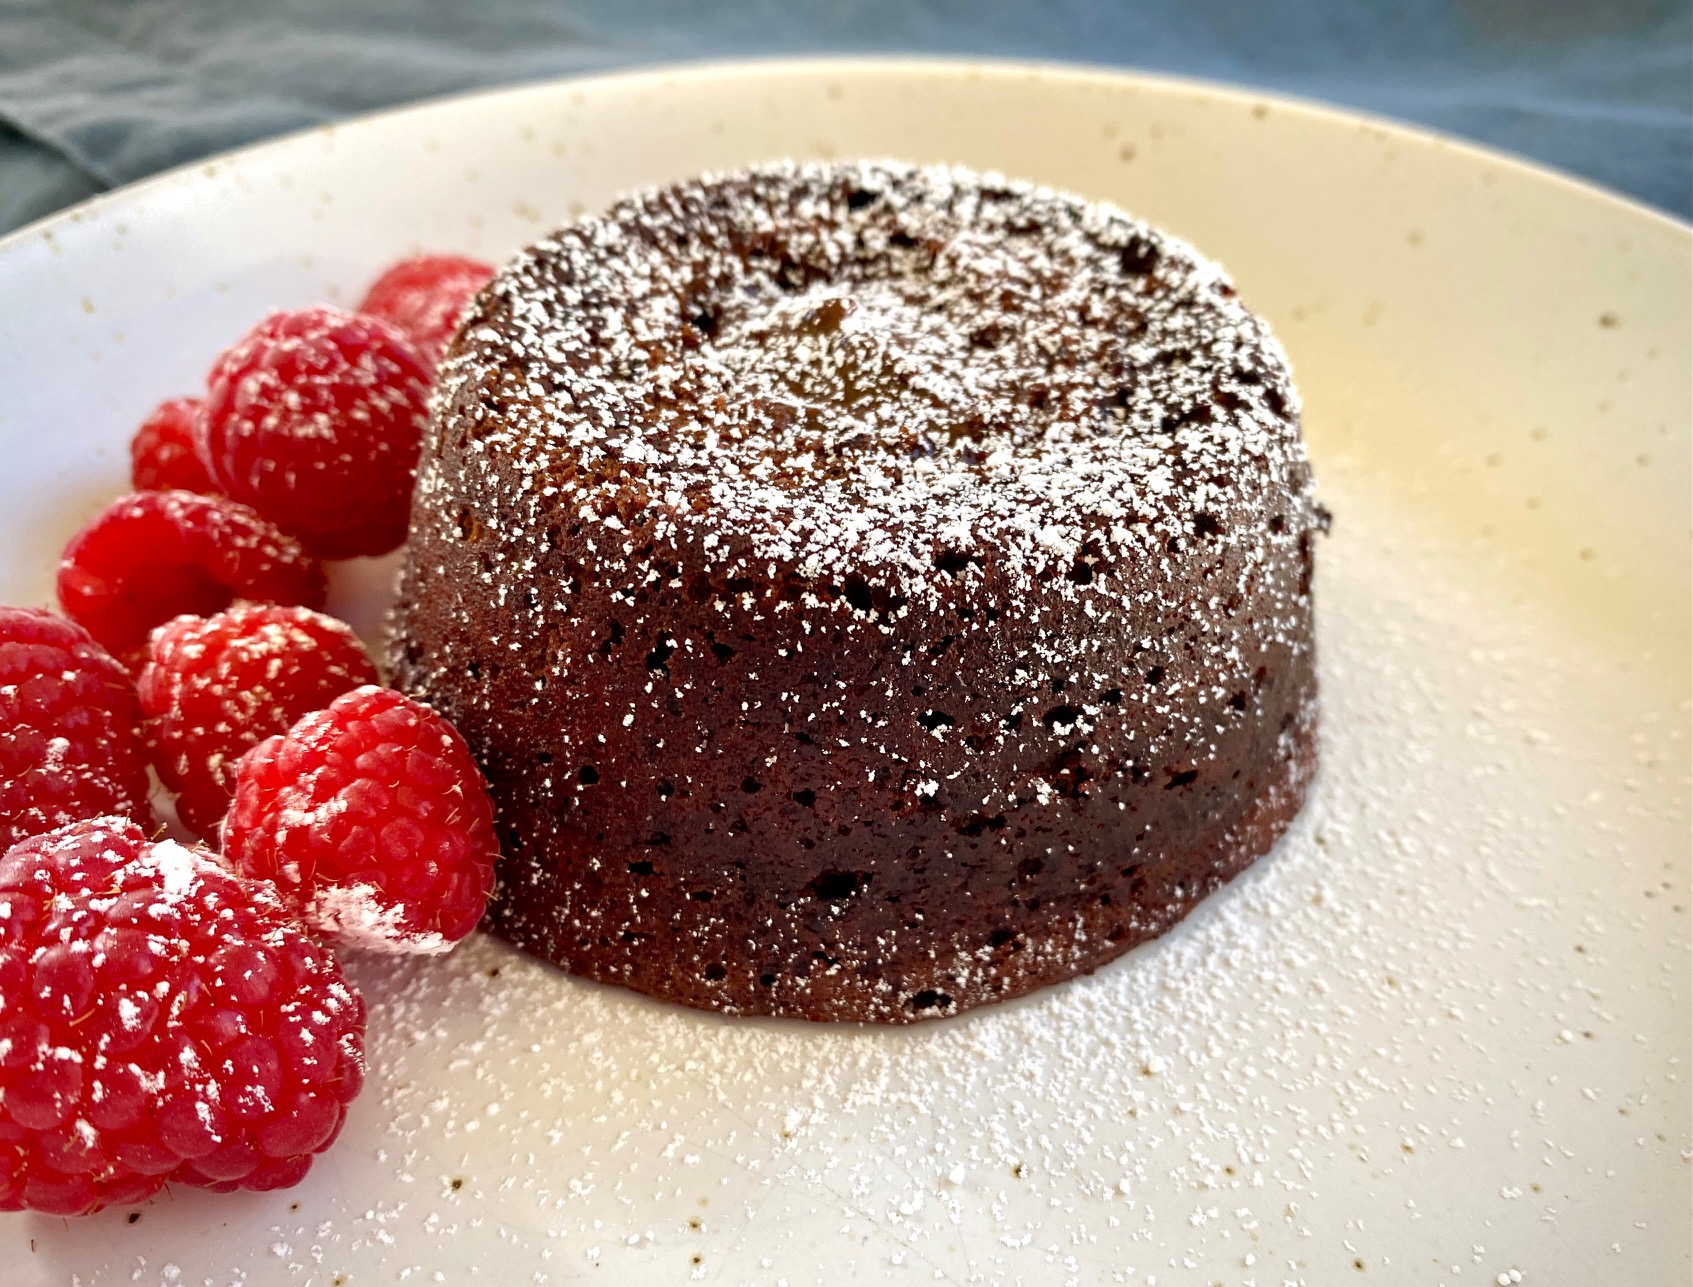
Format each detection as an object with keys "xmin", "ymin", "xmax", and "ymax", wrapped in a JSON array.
[{"xmin": 0, "ymin": 58, "xmax": 1687, "ymax": 1287}]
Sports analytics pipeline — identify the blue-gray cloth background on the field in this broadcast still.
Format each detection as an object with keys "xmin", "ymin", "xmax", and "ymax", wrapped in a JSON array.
[{"xmin": 1, "ymin": 0, "xmax": 1689, "ymax": 236}]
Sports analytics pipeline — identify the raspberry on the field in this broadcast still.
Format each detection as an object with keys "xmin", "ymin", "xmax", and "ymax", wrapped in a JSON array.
[
  {"xmin": 0, "ymin": 817, "xmax": 365, "ymax": 1215},
  {"xmin": 56, "ymin": 490, "xmax": 326, "ymax": 664},
  {"xmin": 129, "ymin": 398, "xmax": 219, "ymax": 495},
  {"xmin": 224, "ymin": 686, "xmax": 497, "ymax": 954},
  {"xmin": 357, "ymin": 254, "xmax": 495, "ymax": 371},
  {"xmin": 198, "ymin": 306, "xmax": 431, "ymax": 558},
  {"xmin": 138, "ymin": 605, "xmax": 379, "ymax": 840},
  {"xmin": 0, "ymin": 609, "xmax": 151, "ymax": 849}
]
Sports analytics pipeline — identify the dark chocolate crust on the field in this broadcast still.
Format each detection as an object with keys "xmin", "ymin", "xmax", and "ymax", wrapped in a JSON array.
[{"xmin": 388, "ymin": 161, "xmax": 1322, "ymax": 1022}]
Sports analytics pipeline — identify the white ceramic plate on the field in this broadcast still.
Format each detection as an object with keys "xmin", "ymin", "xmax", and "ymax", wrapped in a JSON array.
[{"xmin": 0, "ymin": 58, "xmax": 1687, "ymax": 1287}]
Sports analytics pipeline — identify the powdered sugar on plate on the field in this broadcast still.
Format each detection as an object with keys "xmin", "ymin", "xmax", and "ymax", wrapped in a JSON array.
[{"xmin": 30, "ymin": 467, "xmax": 1685, "ymax": 1285}]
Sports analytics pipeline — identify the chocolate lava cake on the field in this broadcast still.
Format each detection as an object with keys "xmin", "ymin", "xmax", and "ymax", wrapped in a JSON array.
[{"xmin": 387, "ymin": 161, "xmax": 1324, "ymax": 1023}]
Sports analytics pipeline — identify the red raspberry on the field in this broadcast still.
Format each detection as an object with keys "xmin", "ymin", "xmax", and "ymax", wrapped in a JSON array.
[
  {"xmin": 0, "ymin": 609, "xmax": 151, "ymax": 849},
  {"xmin": 224, "ymin": 686, "xmax": 497, "ymax": 954},
  {"xmin": 0, "ymin": 817, "xmax": 366, "ymax": 1215},
  {"xmin": 56, "ymin": 490, "xmax": 326, "ymax": 664},
  {"xmin": 357, "ymin": 254, "xmax": 495, "ymax": 371},
  {"xmin": 198, "ymin": 306, "xmax": 431, "ymax": 559},
  {"xmin": 129, "ymin": 397, "xmax": 219, "ymax": 495},
  {"xmin": 138, "ymin": 605, "xmax": 379, "ymax": 841}
]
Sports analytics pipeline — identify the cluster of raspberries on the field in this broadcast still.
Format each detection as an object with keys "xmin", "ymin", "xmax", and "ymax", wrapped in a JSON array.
[{"xmin": 1, "ymin": 255, "xmax": 503, "ymax": 1215}]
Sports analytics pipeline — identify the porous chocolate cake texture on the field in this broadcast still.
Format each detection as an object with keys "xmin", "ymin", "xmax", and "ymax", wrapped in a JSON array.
[{"xmin": 388, "ymin": 160, "xmax": 1323, "ymax": 1022}]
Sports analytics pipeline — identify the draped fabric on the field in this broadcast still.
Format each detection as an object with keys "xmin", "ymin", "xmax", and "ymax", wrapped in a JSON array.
[{"xmin": 1, "ymin": 0, "xmax": 1687, "ymax": 235}]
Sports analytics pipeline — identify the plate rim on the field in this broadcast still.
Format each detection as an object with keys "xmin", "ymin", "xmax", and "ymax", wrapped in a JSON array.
[{"xmin": 1, "ymin": 53, "xmax": 1688, "ymax": 263}]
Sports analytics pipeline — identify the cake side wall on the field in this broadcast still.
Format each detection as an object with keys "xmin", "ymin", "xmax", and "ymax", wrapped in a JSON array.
[{"xmin": 386, "ymin": 159, "xmax": 1325, "ymax": 1022}]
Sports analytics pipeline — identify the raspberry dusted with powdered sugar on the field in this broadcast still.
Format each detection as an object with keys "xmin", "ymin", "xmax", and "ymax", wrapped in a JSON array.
[
  {"xmin": 0, "ymin": 608, "xmax": 151, "ymax": 849},
  {"xmin": 138, "ymin": 604, "xmax": 379, "ymax": 840},
  {"xmin": 0, "ymin": 817, "xmax": 366, "ymax": 1215},
  {"xmin": 198, "ymin": 306, "xmax": 432, "ymax": 558},
  {"xmin": 56, "ymin": 490, "xmax": 325, "ymax": 663},
  {"xmin": 223, "ymin": 685, "xmax": 497, "ymax": 954},
  {"xmin": 357, "ymin": 253, "xmax": 495, "ymax": 371},
  {"xmin": 129, "ymin": 397, "xmax": 220, "ymax": 495}
]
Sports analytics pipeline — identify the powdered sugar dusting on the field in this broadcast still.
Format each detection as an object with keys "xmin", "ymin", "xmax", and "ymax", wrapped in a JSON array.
[
  {"xmin": 141, "ymin": 838, "xmax": 204, "ymax": 900},
  {"xmin": 426, "ymin": 160, "xmax": 1310, "ymax": 600},
  {"xmin": 310, "ymin": 881, "xmax": 452, "ymax": 955}
]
